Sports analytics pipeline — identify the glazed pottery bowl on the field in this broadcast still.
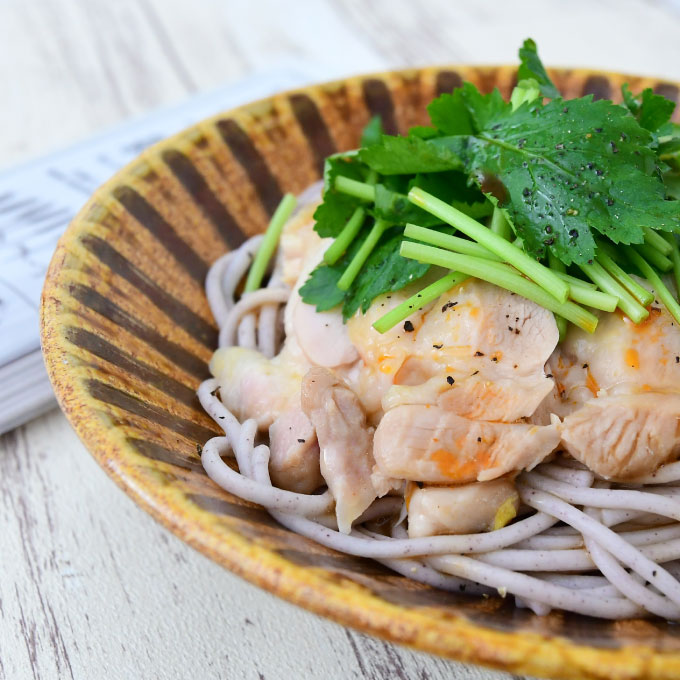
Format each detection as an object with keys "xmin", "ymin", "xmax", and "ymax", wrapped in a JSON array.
[{"xmin": 41, "ymin": 66, "xmax": 680, "ymax": 680}]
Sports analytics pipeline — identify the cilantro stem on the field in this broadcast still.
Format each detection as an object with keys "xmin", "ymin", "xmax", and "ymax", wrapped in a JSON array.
[
  {"xmin": 551, "ymin": 270, "xmax": 597, "ymax": 290},
  {"xmin": 553, "ymin": 310, "xmax": 568, "ymax": 341},
  {"xmin": 337, "ymin": 219, "xmax": 389, "ymax": 291},
  {"xmin": 490, "ymin": 206, "xmax": 512, "ymax": 240},
  {"xmin": 663, "ymin": 233, "xmax": 680, "ymax": 300},
  {"xmin": 400, "ymin": 242, "xmax": 597, "ymax": 333},
  {"xmin": 566, "ymin": 284, "xmax": 618, "ymax": 312},
  {"xmin": 643, "ymin": 227, "xmax": 673, "ymax": 256},
  {"xmin": 408, "ymin": 187, "xmax": 570, "ymax": 303},
  {"xmin": 334, "ymin": 176, "xmax": 375, "ymax": 202},
  {"xmin": 244, "ymin": 193, "xmax": 297, "ymax": 293},
  {"xmin": 404, "ymin": 224, "xmax": 503, "ymax": 261},
  {"xmin": 627, "ymin": 248, "xmax": 680, "ymax": 325},
  {"xmin": 372, "ymin": 272, "xmax": 469, "ymax": 333},
  {"xmin": 548, "ymin": 252, "xmax": 568, "ymax": 340},
  {"xmin": 595, "ymin": 242, "xmax": 654, "ymax": 306},
  {"xmin": 324, "ymin": 171, "xmax": 378, "ymax": 265},
  {"xmin": 578, "ymin": 261, "xmax": 648, "ymax": 324},
  {"xmin": 324, "ymin": 207, "xmax": 366, "ymax": 265},
  {"xmin": 634, "ymin": 242, "xmax": 673, "ymax": 272},
  {"xmin": 407, "ymin": 224, "xmax": 601, "ymax": 298},
  {"xmin": 548, "ymin": 254, "xmax": 616, "ymax": 311}
]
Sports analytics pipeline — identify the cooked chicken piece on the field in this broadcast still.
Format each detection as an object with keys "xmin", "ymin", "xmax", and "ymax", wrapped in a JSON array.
[
  {"xmin": 301, "ymin": 367, "xmax": 377, "ymax": 533},
  {"xmin": 407, "ymin": 479, "xmax": 520, "ymax": 537},
  {"xmin": 210, "ymin": 346, "xmax": 308, "ymax": 429},
  {"xmin": 548, "ymin": 286, "xmax": 680, "ymax": 478},
  {"xmin": 284, "ymin": 248, "xmax": 359, "ymax": 369},
  {"xmin": 560, "ymin": 392, "xmax": 680, "ymax": 479},
  {"xmin": 528, "ymin": 380, "xmax": 563, "ymax": 426},
  {"xmin": 268, "ymin": 410, "xmax": 323, "ymax": 493},
  {"xmin": 383, "ymin": 373, "xmax": 555, "ymax": 423},
  {"xmin": 210, "ymin": 234, "xmax": 358, "ymax": 428},
  {"xmin": 289, "ymin": 297, "xmax": 359, "ymax": 368},
  {"xmin": 373, "ymin": 404, "xmax": 559, "ymax": 483},
  {"xmin": 550, "ymin": 297, "xmax": 680, "ymax": 416},
  {"xmin": 348, "ymin": 278, "xmax": 558, "ymax": 422}
]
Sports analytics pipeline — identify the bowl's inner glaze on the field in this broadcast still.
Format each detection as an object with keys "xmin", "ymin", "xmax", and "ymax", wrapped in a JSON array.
[{"xmin": 41, "ymin": 65, "xmax": 680, "ymax": 676}]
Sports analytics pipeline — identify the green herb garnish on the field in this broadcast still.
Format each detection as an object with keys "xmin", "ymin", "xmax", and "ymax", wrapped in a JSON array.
[{"xmin": 287, "ymin": 39, "xmax": 680, "ymax": 335}]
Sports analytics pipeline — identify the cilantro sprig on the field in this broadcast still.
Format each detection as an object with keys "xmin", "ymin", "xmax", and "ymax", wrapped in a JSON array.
[{"xmin": 279, "ymin": 39, "xmax": 680, "ymax": 334}]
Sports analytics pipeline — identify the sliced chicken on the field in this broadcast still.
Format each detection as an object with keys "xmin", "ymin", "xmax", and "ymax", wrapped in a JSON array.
[
  {"xmin": 210, "ymin": 346, "xmax": 308, "ymax": 429},
  {"xmin": 283, "ymin": 239, "xmax": 359, "ymax": 370},
  {"xmin": 407, "ymin": 479, "xmax": 520, "ymax": 537},
  {"xmin": 383, "ymin": 373, "xmax": 555, "ymax": 423},
  {"xmin": 210, "ymin": 233, "xmax": 358, "ymax": 428},
  {"xmin": 348, "ymin": 278, "xmax": 558, "ymax": 422},
  {"xmin": 301, "ymin": 367, "xmax": 377, "ymax": 533},
  {"xmin": 560, "ymin": 392, "xmax": 680, "ymax": 479},
  {"xmin": 268, "ymin": 410, "xmax": 323, "ymax": 493},
  {"xmin": 549, "ymin": 284, "xmax": 680, "ymax": 478},
  {"xmin": 550, "ymin": 297, "xmax": 680, "ymax": 416},
  {"xmin": 373, "ymin": 404, "xmax": 559, "ymax": 483}
]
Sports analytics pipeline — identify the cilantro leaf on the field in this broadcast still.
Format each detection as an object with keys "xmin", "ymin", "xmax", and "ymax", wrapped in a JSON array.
[
  {"xmin": 449, "ymin": 82, "xmax": 509, "ymax": 132},
  {"xmin": 323, "ymin": 153, "xmax": 364, "ymax": 191},
  {"xmin": 510, "ymin": 79, "xmax": 542, "ymax": 110},
  {"xmin": 408, "ymin": 125, "xmax": 439, "ymax": 139},
  {"xmin": 621, "ymin": 83, "xmax": 641, "ymax": 115},
  {"xmin": 300, "ymin": 227, "xmax": 430, "ymax": 320},
  {"xmin": 313, "ymin": 192, "xmax": 361, "ymax": 238},
  {"xmin": 518, "ymin": 38, "xmax": 560, "ymax": 99},
  {"xmin": 298, "ymin": 262, "xmax": 346, "ymax": 311},
  {"xmin": 359, "ymin": 134, "xmax": 463, "ymax": 175},
  {"xmin": 435, "ymin": 93, "xmax": 680, "ymax": 264},
  {"xmin": 660, "ymin": 137, "xmax": 680, "ymax": 173},
  {"xmin": 621, "ymin": 84, "xmax": 676, "ymax": 133},
  {"xmin": 299, "ymin": 232, "xmax": 368, "ymax": 311},
  {"xmin": 427, "ymin": 90, "xmax": 474, "ymax": 135},
  {"xmin": 315, "ymin": 154, "xmax": 366, "ymax": 237},
  {"xmin": 361, "ymin": 115, "xmax": 384, "ymax": 147},
  {"xmin": 342, "ymin": 228, "xmax": 430, "ymax": 319}
]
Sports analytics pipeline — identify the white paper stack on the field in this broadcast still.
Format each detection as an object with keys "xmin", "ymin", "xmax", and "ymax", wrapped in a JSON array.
[{"xmin": 0, "ymin": 64, "xmax": 319, "ymax": 434}]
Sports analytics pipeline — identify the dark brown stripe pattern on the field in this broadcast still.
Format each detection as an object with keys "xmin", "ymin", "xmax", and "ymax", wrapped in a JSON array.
[
  {"xmin": 113, "ymin": 185, "xmax": 208, "ymax": 284},
  {"xmin": 66, "ymin": 327, "xmax": 200, "ymax": 409},
  {"xmin": 216, "ymin": 118, "xmax": 283, "ymax": 216},
  {"xmin": 128, "ymin": 438, "xmax": 204, "ymax": 473},
  {"xmin": 162, "ymin": 149, "xmax": 247, "ymax": 248},
  {"xmin": 187, "ymin": 493, "xmax": 281, "ymax": 527},
  {"xmin": 435, "ymin": 70, "xmax": 463, "ymax": 95},
  {"xmin": 80, "ymin": 234, "xmax": 217, "ymax": 349},
  {"xmin": 278, "ymin": 549, "xmax": 392, "ymax": 577},
  {"xmin": 654, "ymin": 83, "xmax": 680, "ymax": 103},
  {"xmin": 362, "ymin": 79, "xmax": 398, "ymax": 135},
  {"xmin": 87, "ymin": 379, "xmax": 217, "ymax": 441},
  {"xmin": 69, "ymin": 283, "xmax": 208, "ymax": 379},
  {"xmin": 289, "ymin": 93, "xmax": 337, "ymax": 176},
  {"xmin": 582, "ymin": 75, "xmax": 612, "ymax": 100}
]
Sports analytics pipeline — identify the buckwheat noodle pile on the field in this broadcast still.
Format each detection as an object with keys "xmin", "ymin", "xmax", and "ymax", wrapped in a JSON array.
[{"xmin": 198, "ymin": 185, "xmax": 680, "ymax": 621}]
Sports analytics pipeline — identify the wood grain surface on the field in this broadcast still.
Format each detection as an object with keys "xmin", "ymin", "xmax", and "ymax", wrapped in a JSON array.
[{"xmin": 3, "ymin": 1, "xmax": 680, "ymax": 678}]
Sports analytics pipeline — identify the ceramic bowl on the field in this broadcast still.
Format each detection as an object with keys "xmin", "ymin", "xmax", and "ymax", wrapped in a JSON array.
[{"xmin": 41, "ymin": 65, "xmax": 680, "ymax": 680}]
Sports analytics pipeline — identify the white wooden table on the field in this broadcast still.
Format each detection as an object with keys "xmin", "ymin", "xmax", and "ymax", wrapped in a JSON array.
[{"xmin": 3, "ymin": 2, "xmax": 680, "ymax": 678}]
